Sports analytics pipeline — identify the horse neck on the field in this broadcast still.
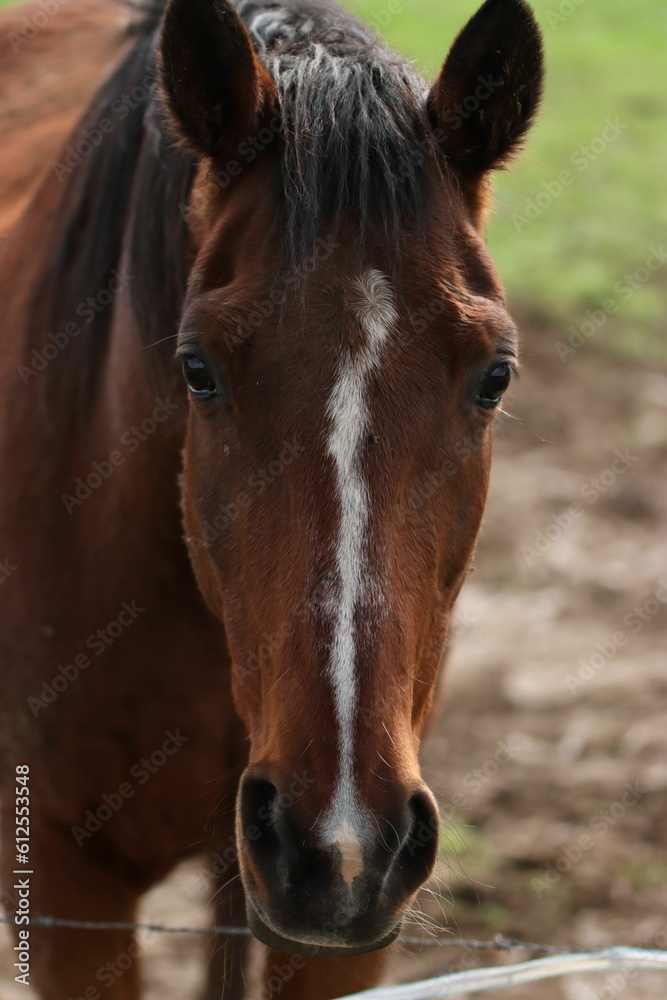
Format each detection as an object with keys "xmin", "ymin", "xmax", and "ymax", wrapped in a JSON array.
[{"xmin": 0, "ymin": 132, "xmax": 193, "ymax": 603}]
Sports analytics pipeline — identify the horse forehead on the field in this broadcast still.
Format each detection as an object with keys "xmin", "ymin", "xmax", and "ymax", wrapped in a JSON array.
[
  {"xmin": 337, "ymin": 266, "xmax": 497, "ymax": 373},
  {"xmin": 340, "ymin": 250, "xmax": 500, "ymax": 329},
  {"xmin": 348, "ymin": 268, "xmax": 398, "ymax": 341}
]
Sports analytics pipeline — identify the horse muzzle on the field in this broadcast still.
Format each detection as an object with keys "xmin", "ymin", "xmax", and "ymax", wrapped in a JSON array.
[{"xmin": 237, "ymin": 770, "xmax": 440, "ymax": 956}]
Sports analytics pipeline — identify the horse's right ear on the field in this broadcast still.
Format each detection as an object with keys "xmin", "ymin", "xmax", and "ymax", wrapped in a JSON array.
[
  {"xmin": 428, "ymin": 0, "xmax": 543, "ymax": 177},
  {"xmin": 158, "ymin": 0, "xmax": 276, "ymax": 158}
]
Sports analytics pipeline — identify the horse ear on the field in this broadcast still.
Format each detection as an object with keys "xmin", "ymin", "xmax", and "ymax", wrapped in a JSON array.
[
  {"xmin": 428, "ymin": 0, "xmax": 543, "ymax": 176},
  {"xmin": 159, "ymin": 0, "xmax": 276, "ymax": 158}
]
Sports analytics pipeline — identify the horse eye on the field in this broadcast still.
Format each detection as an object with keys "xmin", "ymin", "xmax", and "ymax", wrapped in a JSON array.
[
  {"xmin": 182, "ymin": 355, "xmax": 217, "ymax": 398},
  {"xmin": 476, "ymin": 362, "xmax": 513, "ymax": 410}
]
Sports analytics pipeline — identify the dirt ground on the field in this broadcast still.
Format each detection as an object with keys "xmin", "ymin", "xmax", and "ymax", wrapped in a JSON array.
[{"xmin": 1, "ymin": 320, "xmax": 666, "ymax": 998}]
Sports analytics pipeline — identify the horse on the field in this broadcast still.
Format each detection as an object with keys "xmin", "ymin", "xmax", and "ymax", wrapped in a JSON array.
[{"xmin": 0, "ymin": 0, "xmax": 543, "ymax": 995}]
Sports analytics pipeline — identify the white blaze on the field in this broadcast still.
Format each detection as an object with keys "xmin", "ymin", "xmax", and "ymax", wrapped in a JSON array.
[{"xmin": 322, "ymin": 269, "xmax": 397, "ymax": 871}]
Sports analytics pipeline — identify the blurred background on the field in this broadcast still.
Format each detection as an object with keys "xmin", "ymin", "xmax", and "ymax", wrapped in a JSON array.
[
  {"xmin": 0, "ymin": 0, "xmax": 665, "ymax": 997},
  {"xmin": 360, "ymin": 2, "xmax": 667, "ymax": 996},
  {"xmin": 350, "ymin": 0, "xmax": 667, "ymax": 363}
]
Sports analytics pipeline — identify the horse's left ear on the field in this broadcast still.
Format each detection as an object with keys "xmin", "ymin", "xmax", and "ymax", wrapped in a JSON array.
[
  {"xmin": 428, "ymin": 0, "xmax": 543, "ymax": 176},
  {"xmin": 158, "ymin": 0, "xmax": 276, "ymax": 158}
]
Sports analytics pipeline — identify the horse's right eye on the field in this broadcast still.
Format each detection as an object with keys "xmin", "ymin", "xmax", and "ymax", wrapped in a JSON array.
[{"xmin": 182, "ymin": 355, "xmax": 217, "ymax": 398}]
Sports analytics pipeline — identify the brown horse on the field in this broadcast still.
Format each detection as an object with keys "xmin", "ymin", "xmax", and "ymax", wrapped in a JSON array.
[{"xmin": 0, "ymin": 0, "xmax": 543, "ymax": 996}]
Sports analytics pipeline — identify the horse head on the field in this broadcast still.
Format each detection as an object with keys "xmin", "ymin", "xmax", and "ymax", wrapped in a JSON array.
[{"xmin": 158, "ymin": 0, "xmax": 543, "ymax": 957}]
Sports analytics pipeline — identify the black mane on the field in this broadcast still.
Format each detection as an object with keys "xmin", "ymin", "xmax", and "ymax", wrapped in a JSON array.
[
  {"xmin": 27, "ymin": 8, "xmax": 196, "ymax": 400},
  {"xmin": 236, "ymin": 0, "xmax": 437, "ymax": 266}
]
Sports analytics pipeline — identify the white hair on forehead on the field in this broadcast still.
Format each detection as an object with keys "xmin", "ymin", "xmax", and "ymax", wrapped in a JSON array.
[{"xmin": 352, "ymin": 268, "xmax": 399, "ymax": 346}]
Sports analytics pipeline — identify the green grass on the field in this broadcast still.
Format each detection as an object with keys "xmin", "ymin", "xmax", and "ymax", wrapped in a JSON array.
[{"xmin": 3, "ymin": 0, "xmax": 666, "ymax": 357}]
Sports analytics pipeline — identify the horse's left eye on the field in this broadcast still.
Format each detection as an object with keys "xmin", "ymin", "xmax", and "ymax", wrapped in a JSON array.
[
  {"xmin": 182, "ymin": 355, "xmax": 217, "ymax": 398},
  {"xmin": 476, "ymin": 362, "xmax": 513, "ymax": 410}
]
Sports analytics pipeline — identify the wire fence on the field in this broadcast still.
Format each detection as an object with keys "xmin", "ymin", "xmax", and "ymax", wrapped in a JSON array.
[
  {"xmin": 2, "ymin": 914, "xmax": 667, "ymax": 997},
  {"xmin": 340, "ymin": 949, "xmax": 667, "ymax": 998},
  {"xmin": 0, "ymin": 913, "xmax": 570, "ymax": 952}
]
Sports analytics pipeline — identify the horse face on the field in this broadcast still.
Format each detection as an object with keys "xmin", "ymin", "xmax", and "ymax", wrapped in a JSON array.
[{"xmin": 161, "ymin": 0, "xmax": 542, "ymax": 957}]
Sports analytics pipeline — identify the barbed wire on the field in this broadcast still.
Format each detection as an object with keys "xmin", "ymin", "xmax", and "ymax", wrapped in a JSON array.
[
  {"xmin": 3, "ymin": 916, "xmax": 667, "ymax": 998},
  {"xmin": 0, "ymin": 914, "xmax": 571, "ymax": 954}
]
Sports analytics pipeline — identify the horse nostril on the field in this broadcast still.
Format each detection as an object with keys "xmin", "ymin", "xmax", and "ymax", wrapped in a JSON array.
[
  {"xmin": 240, "ymin": 774, "xmax": 280, "ymax": 862},
  {"xmin": 404, "ymin": 788, "xmax": 440, "ymax": 881},
  {"xmin": 240, "ymin": 771, "xmax": 322, "ymax": 895},
  {"xmin": 382, "ymin": 788, "xmax": 439, "ymax": 901}
]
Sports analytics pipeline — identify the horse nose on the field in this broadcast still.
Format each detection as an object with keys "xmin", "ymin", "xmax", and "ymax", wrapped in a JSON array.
[
  {"xmin": 379, "ymin": 788, "xmax": 441, "ymax": 899},
  {"xmin": 320, "ymin": 786, "xmax": 440, "ymax": 894},
  {"xmin": 238, "ymin": 770, "xmax": 439, "ymax": 954}
]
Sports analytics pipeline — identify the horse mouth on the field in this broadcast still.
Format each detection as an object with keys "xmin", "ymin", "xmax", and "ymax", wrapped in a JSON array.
[{"xmin": 246, "ymin": 899, "xmax": 402, "ymax": 957}]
